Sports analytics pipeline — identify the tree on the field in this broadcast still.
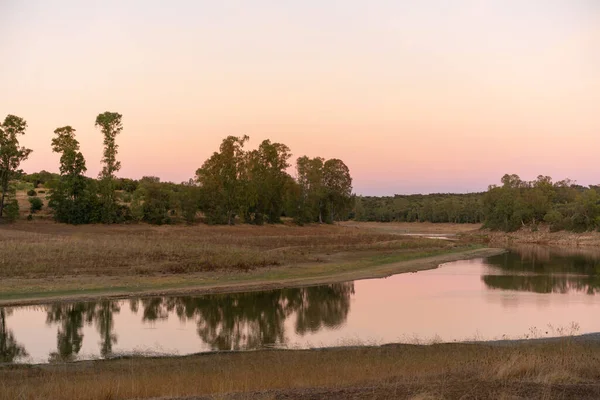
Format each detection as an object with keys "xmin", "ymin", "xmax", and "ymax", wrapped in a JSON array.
[
  {"xmin": 247, "ymin": 140, "xmax": 292, "ymax": 224},
  {"xmin": 29, "ymin": 196, "xmax": 43, "ymax": 213},
  {"xmin": 0, "ymin": 115, "xmax": 32, "ymax": 219},
  {"xmin": 177, "ymin": 179, "xmax": 201, "ymax": 224},
  {"xmin": 352, "ymin": 196, "xmax": 366, "ymax": 221},
  {"xmin": 323, "ymin": 158, "xmax": 353, "ymax": 222},
  {"xmin": 49, "ymin": 126, "xmax": 95, "ymax": 224},
  {"xmin": 137, "ymin": 177, "xmax": 173, "ymax": 225},
  {"xmin": 95, "ymin": 112, "xmax": 123, "ymax": 223},
  {"xmin": 296, "ymin": 156, "xmax": 325, "ymax": 223},
  {"xmin": 196, "ymin": 136, "xmax": 249, "ymax": 224}
]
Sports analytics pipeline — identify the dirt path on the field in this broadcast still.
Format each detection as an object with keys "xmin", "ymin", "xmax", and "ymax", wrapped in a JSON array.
[{"xmin": 0, "ymin": 247, "xmax": 504, "ymax": 307}]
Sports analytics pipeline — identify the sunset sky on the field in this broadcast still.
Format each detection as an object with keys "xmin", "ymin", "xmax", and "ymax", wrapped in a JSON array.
[{"xmin": 1, "ymin": 0, "xmax": 599, "ymax": 195}]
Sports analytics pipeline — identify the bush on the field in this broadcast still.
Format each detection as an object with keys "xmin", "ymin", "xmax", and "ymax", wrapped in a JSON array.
[
  {"xmin": 15, "ymin": 181, "xmax": 33, "ymax": 191},
  {"xmin": 3, "ymin": 200, "xmax": 19, "ymax": 222},
  {"xmin": 29, "ymin": 197, "xmax": 43, "ymax": 213},
  {"xmin": 27, "ymin": 189, "xmax": 37, "ymax": 197},
  {"xmin": 38, "ymin": 190, "xmax": 46, "ymax": 194}
]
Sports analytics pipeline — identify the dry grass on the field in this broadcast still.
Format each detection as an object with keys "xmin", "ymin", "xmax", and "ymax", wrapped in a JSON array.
[
  {"xmin": 481, "ymin": 224, "xmax": 600, "ymax": 248},
  {"xmin": 340, "ymin": 221, "xmax": 483, "ymax": 234},
  {"xmin": 0, "ymin": 221, "xmax": 465, "ymax": 278},
  {"xmin": 2, "ymin": 341, "xmax": 600, "ymax": 399},
  {"xmin": 14, "ymin": 186, "xmax": 52, "ymax": 218}
]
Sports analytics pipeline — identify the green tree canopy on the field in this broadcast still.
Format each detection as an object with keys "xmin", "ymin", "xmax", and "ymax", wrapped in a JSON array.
[{"xmin": 0, "ymin": 115, "xmax": 32, "ymax": 219}]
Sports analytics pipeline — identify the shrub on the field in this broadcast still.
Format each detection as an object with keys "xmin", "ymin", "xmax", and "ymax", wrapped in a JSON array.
[
  {"xmin": 3, "ymin": 200, "xmax": 19, "ymax": 222},
  {"xmin": 531, "ymin": 223, "xmax": 538, "ymax": 232},
  {"xmin": 38, "ymin": 190, "xmax": 46, "ymax": 194},
  {"xmin": 29, "ymin": 197, "xmax": 43, "ymax": 213},
  {"xmin": 27, "ymin": 189, "xmax": 37, "ymax": 197},
  {"xmin": 15, "ymin": 181, "xmax": 33, "ymax": 191}
]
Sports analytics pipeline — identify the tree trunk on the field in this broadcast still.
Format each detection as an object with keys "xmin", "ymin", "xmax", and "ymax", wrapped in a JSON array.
[
  {"xmin": 330, "ymin": 201, "xmax": 335, "ymax": 223},
  {"xmin": 0, "ymin": 178, "xmax": 7, "ymax": 218},
  {"xmin": 318, "ymin": 201, "xmax": 323, "ymax": 224}
]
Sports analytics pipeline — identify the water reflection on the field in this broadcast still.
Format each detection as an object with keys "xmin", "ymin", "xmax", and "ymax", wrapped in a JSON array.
[
  {"xmin": 0, "ymin": 308, "xmax": 28, "ymax": 362},
  {"xmin": 482, "ymin": 246, "xmax": 600, "ymax": 294},
  {"xmin": 37, "ymin": 283, "xmax": 353, "ymax": 361},
  {"xmin": 6, "ymin": 246, "xmax": 600, "ymax": 364},
  {"xmin": 128, "ymin": 284, "xmax": 354, "ymax": 350},
  {"xmin": 45, "ymin": 301, "xmax": 121, "ymax": 362}
]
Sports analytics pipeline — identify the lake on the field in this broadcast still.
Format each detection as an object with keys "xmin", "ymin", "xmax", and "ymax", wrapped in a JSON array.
[{"xmin": 3, "ymin": 245, "xmax": 600, "ymax": 364}]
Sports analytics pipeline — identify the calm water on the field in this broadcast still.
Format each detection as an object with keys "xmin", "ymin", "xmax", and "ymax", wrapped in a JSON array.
[{"xmin": 3, "ymin": 245, "xmax": 600, "ymax": 364}]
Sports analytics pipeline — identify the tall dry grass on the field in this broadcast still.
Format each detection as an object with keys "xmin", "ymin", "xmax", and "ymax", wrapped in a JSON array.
[
  {"xmin": 2, "ymin": 341, "xmax": 600, "ymax": 399},
  {"xmin": 0, "ymin": 221, "xmax": 462, "ymax": 278}
]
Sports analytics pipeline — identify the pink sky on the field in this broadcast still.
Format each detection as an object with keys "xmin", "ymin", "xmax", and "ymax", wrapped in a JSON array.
[{"xmin": 1, "ymin": 1, "xmax": 599, "ymax": 195}]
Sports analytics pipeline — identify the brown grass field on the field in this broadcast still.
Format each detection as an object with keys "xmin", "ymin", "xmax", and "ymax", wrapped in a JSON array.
[
  {"xmin": 2, "ymin": 220, "xmax": 599, "ymax": 399},
  {"xmin": 2, "ymin": 340, "xmax": 600, "ymax": 400},
  {"xmin": 0, "ymin": 220, "xmax": 495, "ymax": 304}
]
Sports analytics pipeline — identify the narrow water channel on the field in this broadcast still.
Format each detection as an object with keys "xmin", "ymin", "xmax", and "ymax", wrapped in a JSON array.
[{"xmin": 2, "ymin": 245, "xmax": 600, "ymax": 364}]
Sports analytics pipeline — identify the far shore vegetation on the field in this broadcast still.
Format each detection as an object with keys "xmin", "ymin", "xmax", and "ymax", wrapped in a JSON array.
[{"xmin": 1, "ymin": 113, "xmax": 599, "ymax": 234}]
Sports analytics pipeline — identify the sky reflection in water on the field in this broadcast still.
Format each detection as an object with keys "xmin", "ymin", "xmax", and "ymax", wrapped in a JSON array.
[{"xmin": 3, "ymin": 245, "xmax": 600, "ymax": 364}]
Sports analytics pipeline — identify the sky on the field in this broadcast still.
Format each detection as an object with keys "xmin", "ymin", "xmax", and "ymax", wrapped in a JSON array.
[{"xmin": 1, "ymin": 0, "xmax": 599, "ymax": 196}]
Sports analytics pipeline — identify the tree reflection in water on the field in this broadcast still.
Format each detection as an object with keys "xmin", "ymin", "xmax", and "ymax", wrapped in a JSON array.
[
  {"xmin": 482, "ymin": 246, "xmax": 600, "ymax": 294},
  {"xmin": 43, "ymin": 283, "xmax": 354, "ymax": 359},
  {"xmin": 130, "ymin": 283, "xmax": 354, "ymax": 350},
  {"xmin": 45, "ymin": 302, "xmax": 95, "ymax": 362},
  {"xmin": 0, "ymin": 308, "xmax": 28, "ymax": 363},
  {"xmin": 45, "ymin": 300, "xmax": 120, "ymax": 361}
]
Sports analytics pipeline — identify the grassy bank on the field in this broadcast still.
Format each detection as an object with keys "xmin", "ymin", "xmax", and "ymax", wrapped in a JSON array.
[
  {"xmin": 476, "ymin": 225, "xmax": 600, "ymax": 248},
  {"xmin": 3, "ymin": 340, "xmax": 600, "ymax": 400},
  {"xmin": 0, "ymin": 221, "xmax": 501, "ymax": 305}
]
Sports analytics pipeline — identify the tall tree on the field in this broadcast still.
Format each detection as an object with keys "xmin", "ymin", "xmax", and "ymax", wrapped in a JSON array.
[
  {"xmin": 49, "ymin": 126, "xmax": 91, "ymax": 224},
  {"xmin": 95, "ymin": 112, "xmax": 123, "ymax": 223},
  {"xmin": 296, "ymin": 156, "xmax": 325, "ymax": 223},
  {"xmin": 323, "ymin": 158, "xmax": 352, "ymax": 222},
  {"xmin": 196, "ymin": 135, "xmax": 249, "ymax": 224},
  {"xmin": 0, "ymin": 115, "xmax": 32, "ymax": 218},
  {"xmin": 247, "ymin": 140, "xmax": 292, "ymax": 224}
]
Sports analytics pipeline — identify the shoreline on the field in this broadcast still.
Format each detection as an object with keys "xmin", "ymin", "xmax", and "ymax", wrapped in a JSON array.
[
  {"xmin": 467, "ymin": 226, "xmax": 600, "ymax": 248},
  {"xmin": 4, "ymin": 338, "xmax": 600, "ymax": 400},
  {"xmin": 0, "ymin": 247, "xmax": 505, "ymax": 307},
  {"xmin": 9, "ymin": 331, "xmax": 600, "ymax": 368}
]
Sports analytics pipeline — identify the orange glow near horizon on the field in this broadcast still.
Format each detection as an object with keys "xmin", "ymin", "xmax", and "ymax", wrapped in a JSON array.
[{"xmin": 1, "ymin": 1, "xmax": 599, "ymax": 195}]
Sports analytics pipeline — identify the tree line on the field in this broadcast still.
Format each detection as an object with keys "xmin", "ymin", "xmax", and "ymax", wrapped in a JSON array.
[
  {"xmin": 354, "ymin": 174, "xmax": 600, "ymax": 233},
  {"xmin": 353, "ymin": 193, "xmax": 484, "ymax": 224},
  {"xmin": 482, "ymin": 174, "xmax": 600, "ymax": 232},
  {"xmin": 0, "ymin": 113, "xmax": 353, "ymax": 225},
  {"xmin": 3, "ymin": 113, "xmax": 598, "ymax": 232}
]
